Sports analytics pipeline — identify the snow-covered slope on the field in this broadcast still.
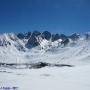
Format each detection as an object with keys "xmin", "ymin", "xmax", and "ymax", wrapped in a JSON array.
[{"xmin": 1, "ymin": 65, "xmax": 90, "ymax": 90}]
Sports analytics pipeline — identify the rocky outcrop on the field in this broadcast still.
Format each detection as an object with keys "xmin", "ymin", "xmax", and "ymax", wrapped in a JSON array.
[
  {"xmin": 0, "ymin": 40, "xmax": 11, "ymax": 46},
  {"xmin": 85, "ymin": 32, "xmax": 90, "ymax": 40},
  {"xmin": 26, "ymin": 35, "xmax": 39, "ymax": 48},
  {"xmin": 25, "ymin": 31, "xmax": 41, "ymax": 48},
  {"xmin": 69, "ymin": 33, "xmax": 80, "ymax": 41},
  {"xmin": 52, "ymin": 34, "xmax": 60, "ymax": 42},
  {"xmin": 32, "ymin": 30, "xmax": 41, "ymax": 37},
  {"xmin": 61, "ymin": 38, "xmax": 69, "ymax": 46},
  {"xmin": 41, "ymin": 31, "xmax": 51, "ymax": 40},
  {"xmin": 24, "ymin": 32, "xmax": 31, "ymax": 39},
  {"xmin": 17, "ymin": 33, "xmax": 25, "ymax": 39}
]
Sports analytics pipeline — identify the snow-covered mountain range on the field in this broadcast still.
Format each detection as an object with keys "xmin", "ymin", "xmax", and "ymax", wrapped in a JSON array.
[
  {"xmin": 0, "ymin": 31, "xmax": 90, "ymax": 65},
  {"xmin": 1, "ymin": 31, "xmax": 90, "ymax": 90}
]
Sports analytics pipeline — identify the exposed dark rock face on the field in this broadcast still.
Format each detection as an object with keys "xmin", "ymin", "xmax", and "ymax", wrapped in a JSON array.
[
  {"xmin": 26, "ymin": 35, "xmax": 39, "ymax": 48},
  {"xmin": 85, "ymin": 32, "xmax": 90, "ymax": 40},
  {"xmin": 32, "ymin": 30, "xmax": 41, "ymax": 37},
  {"xmin": 51, "ymin": 33, "xmax": 69, "ymax": 46},
  {"xmin": 25, "ymin": 31, "xmax": 41, "ymax": 48},
  {"xmin": 25, "ymin": 32, "xmax": 31, "ymax": 39},
  {"xmin": 60, "ymin": 34, "xmax": 68, "ymax": 41},
  {"xmin": 17, "ymin": 31, "xmax": 41, "ymax": 40},
  {"xmin": 17, "ymin": 32, "xmax": 32, "ymax": 39},
  {"xmin": 0, "ymin": 40, "xmax": 11, "ymax": 47},
  {"xmin": 56, "ymin": 34, "xmax": 69, "ymax": 46},
  {"xmin": 69, "ymin": 33, "xmax": 80, "ymax": 41},
  {"xmin": 61, "ymin": 38, "xmax": 69, "ymax": 46},
  {"xmin": 52, "ymin": 34, "xmax": 60, "ymax": 42},
  {"xmin": 17, "ymin": 33, "xmax": 25, "ymax": 39},
  {"xmin": 41, "ymin": 31, "xmax": 51, "ymax": 40},
  {"xmin": 25, "ymin": 32, "xmax": 69, "ymax": 48},
  {"xmin": 15, "ymin": 45, "xmax": 26, "ymax": 52}
]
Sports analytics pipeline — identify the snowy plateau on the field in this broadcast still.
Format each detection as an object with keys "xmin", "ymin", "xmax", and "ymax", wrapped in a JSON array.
[{"xmin": 0, "ymin": 31, "xmax": 90, "ymax": 90}]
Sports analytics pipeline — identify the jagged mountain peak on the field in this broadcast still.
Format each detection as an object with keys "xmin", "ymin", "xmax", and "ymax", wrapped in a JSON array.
[{"xmin": 0, "ymin": 31, "xmax": 90, "ymax": 51}]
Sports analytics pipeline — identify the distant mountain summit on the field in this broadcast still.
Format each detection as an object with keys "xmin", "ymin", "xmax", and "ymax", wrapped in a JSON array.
[{"xmin": 17, "ymin": 31, "xmax": 81, "ymax": 49}]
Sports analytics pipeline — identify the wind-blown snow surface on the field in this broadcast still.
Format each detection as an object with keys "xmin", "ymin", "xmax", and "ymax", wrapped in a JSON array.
[
  {"xmin": 0, "ymin": 66, "xmax": 90, "ymax": 90},
  {"xmin": 0, "ymin": 33, "xmax": 90, "ymax": 90}
]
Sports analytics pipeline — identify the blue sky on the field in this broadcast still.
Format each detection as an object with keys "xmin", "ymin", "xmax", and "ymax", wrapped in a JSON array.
[{"xmin": 0, "ymin": 0, "xmax": 90, "ymax": 35}]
